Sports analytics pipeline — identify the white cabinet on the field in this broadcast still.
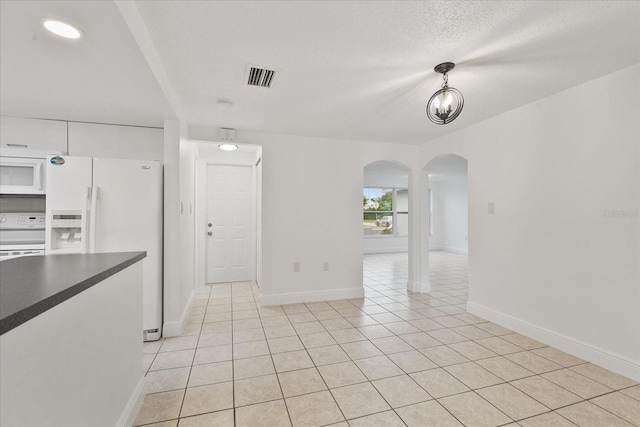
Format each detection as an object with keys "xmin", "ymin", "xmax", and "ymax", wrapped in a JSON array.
[
  {"xmin": 68, "ymin": 122, "xmax": 163, "ymax": 161},
  {"xmin": 0, "ymin": 116, "xmax": 67, "ymax": 154}
]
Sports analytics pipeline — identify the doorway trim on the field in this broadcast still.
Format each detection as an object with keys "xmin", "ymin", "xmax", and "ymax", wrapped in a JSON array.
[{"xmin": 194, "ymin": 152, "xmax": 262, "ymax": 288}]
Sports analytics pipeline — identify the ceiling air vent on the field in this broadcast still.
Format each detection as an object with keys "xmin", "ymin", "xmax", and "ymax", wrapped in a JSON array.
[{"xmin": 246, "ymin": 66, "xmax": 276, "ymax": 88}]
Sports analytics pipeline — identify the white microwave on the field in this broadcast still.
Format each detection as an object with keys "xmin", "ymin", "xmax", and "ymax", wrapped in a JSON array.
[{"xmin": 0, "ymin": 157, "xmax": 46, "ymax": 195}]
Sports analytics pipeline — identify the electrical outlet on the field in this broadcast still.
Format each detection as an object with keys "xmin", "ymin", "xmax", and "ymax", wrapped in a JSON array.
[
  {"xmin": 323, "ymin": 262, "xmax": 329, "ymax": 272},
  {"xmin": 293, "ymin": 262, "xmax": 300, "ymax": 272},
  {"xmin": 488, "ymin": 202, "xmax": 495, "ymax": 214}
]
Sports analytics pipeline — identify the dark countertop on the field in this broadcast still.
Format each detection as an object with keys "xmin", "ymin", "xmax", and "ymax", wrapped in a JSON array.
[{"xmin": 0, "ymin": 252, "xmax": 146, "ymax": 335}]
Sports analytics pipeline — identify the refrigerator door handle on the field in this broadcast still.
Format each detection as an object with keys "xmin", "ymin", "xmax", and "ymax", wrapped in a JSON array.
[
  {"xmin": 89, "ymin": 186, "xmax": 99, "ymax": 253},
  {"xmin": 81, "ymin": 186, "xmax": 91, "ymax": 253}
]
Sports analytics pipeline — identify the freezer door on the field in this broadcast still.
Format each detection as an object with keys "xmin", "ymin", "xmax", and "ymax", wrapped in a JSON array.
[
  {"xmin": 45, "ymin": 156, "xmax": 92, "ymax": 254},
  {"xmin": 46, "ymin": 155, "xmax": 92, "ymax": 210},
  {"xmin": 92, "ymin": 158, "xmax": 163, "ymax": 338}
]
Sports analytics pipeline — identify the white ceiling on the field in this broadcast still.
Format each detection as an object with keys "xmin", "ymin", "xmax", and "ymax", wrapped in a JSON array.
[
  {"xmin": 0, "ymin": 0, "xmax": 174, "ymax": 127},
  {"xmin": 1, "ymin": 1, "xmax": 639, "ymax": 144}
]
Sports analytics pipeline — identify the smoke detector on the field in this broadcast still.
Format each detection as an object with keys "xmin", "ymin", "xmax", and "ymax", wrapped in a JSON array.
[{"xmin": 245, "ymin": 65, "xmax": 278, "ymax": 88}]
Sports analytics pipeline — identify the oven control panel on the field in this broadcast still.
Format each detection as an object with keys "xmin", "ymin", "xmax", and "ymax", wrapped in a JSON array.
[
  {"xmin": 0, "ymin": 213, "xmax": 46, "ymax": 229},
  {"xmin": 17, "ymin": 215, "xmax": 46, "ymax": 225}
]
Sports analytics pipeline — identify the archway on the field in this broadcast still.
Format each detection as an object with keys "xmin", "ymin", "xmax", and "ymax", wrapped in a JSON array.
[
  {"xmin": 362, "ymin": 160, "xmax": 411, "ymax": 292},
  {"xmin": 422, "ymin": 153, "xmax": 469, "ymax": 302}
]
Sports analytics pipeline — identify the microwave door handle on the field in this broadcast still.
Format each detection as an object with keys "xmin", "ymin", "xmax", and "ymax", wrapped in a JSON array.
[
  {"xmin": 35, "ymin": 161, "xmax": 43, "ymax": 190},
  {"xmin": 89, "ymin": 186, "xmax": 99, "ymax": 253}
]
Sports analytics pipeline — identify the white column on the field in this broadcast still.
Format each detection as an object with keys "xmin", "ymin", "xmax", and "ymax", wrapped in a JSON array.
[
  {"xmin": 163, "ymin": 119, "xmax": 182, "ymax": 335},
  {"xmin": 407, "ymin": 168, "xmax": 430, "ymax": 293}
]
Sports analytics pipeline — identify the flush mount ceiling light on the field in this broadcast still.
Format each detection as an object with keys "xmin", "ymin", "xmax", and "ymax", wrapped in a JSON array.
[
  {"xmin": 218, "ymin": 144, "xmax": 238, "ymax": 151},
  {"xmin": 42, "ymin": 19, "xmax": 82, "ymax": 39},
  {"xmin": 426, "ymin": 62, "xmax": 464, "ymax": 125}
]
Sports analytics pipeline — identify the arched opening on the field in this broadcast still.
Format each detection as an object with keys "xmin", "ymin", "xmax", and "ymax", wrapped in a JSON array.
[
  {"xmin": 423, "ymin": 154, "xmax": 469, "ymax": 310},
  {"xmin": 362, "ymin": 160, "xmax": 411, "ymax": 293}
]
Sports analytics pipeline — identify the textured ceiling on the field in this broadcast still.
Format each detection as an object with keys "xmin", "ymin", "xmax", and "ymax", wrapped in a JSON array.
[
  {"xmin": 134, "ymin": 0, "xmax": 640, "ymax": 144},
  {"xmin": 1, "ymin": 1, "xmax": 638, "ymax": 144}
]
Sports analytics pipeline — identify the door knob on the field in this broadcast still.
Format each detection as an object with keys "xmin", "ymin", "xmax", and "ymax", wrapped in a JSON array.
[
  {"xmin": 208, "ymin": 223, "xmax": 212, "ymax": 227},
  {"xmin": 208, "ymin": 232, "xmax": 212, "ymax": 236}
]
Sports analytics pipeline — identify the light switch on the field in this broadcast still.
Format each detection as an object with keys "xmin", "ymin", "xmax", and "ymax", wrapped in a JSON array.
[{"xmin": 488, "ymin": 202, "xmax": 495, "ymax": 214}]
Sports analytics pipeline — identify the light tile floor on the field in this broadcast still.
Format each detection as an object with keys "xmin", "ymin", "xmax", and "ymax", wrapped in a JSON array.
[{"xmin": 135, "ymin": 251, "xmax": 640, "ymax": 427}]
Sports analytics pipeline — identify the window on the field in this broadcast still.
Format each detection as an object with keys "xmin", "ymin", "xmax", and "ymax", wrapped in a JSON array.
[{"xmin": 363, "ymin": 187, "xmax": 408, "ymax": 236}]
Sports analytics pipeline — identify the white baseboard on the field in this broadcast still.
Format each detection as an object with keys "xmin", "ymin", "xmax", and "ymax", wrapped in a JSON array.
[
  {"xmin": 116, "ymin": 376, "xmax": 145, "ymax": 427},
  {"xmin": 162, "ymin": 289, "xmax": 195, "ymax": 337},
  {"xmin": 260, "ymin": 287, "xmax": 365, "ymax": 306},
  {"xmin": 363, "ymin": 247, "xmax": 408, "ymax": 254},
  {"xmin": 430, "ymin": 246, "xmax": 468, "ymax": 254},
  {"xmin": 467, "ymin": 301, "xmax": 640, "ymax": 381}
]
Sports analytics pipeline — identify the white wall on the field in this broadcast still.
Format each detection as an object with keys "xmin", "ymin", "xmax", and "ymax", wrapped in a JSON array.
[
  {"xmin": 420, "ymin": 64, "xmax": 640, "ymax": 380},
  {"xmin": 363, "ymin": 235, "xmax": 409, "ymax": 254},
  {"xmin": 363, "ymin": 163, "xmax": 408, "ymax": 188},
  {"xmin": 162, "ymin": 120, "xmax": 190, "ymax": 336},
  {"xmin": 429, "ymin": 175, "xmax": 468, "ymax": 253},
  {"xmin": 179, "ymin": 137, "xmax": 195, "ymax": 321},
  {"xmin": 189, "ymin": 127, "xmax": 423, "ymax": 305}
]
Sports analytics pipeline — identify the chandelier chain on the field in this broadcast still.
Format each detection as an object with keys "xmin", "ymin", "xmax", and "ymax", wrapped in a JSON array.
[{"xmin": 441, "ymin": 72, "xmax": 449, "ymax": 88}]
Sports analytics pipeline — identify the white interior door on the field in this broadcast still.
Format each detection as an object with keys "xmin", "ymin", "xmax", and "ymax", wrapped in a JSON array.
[{"xmin": 206, "ymin": 165, "xmax": 253, "ymax": 283}]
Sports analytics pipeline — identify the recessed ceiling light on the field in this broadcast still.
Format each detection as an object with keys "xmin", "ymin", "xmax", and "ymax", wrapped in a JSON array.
[
  {"xmin": 42, "ymin": 19, "xmax": 82, "ymax": 39},
  {"xmin": 219, "ymin": 144, "xmax": 238, "ymax": 151}
]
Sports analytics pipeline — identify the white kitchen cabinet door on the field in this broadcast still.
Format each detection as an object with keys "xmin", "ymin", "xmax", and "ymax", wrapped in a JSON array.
[
  {"xmin": 0, "ymin": 116, "xmax": 67, "ymax": 154},
  {"xmin": 68, "ymin": 122, "xmax": 163, "ymax": 161}
]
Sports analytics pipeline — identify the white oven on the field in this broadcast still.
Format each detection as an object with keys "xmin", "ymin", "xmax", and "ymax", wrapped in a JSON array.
[
  {"xmin": 0, "ymin": 212, "xmax": 45, "ymax": 261},
  {"xmin": 0, "ymin": 157, "xmax": 46, "ymax": 195}
]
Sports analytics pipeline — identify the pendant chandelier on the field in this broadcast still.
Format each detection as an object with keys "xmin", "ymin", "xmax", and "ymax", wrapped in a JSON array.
[{"xmin": 426, "ymin": 62, "xmax": 464, "ymax": 125}]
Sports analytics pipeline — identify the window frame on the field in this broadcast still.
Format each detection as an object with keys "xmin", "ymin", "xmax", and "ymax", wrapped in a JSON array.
[{"xmin": 363, "ymin": 187, "xmax": 408, "ymax": 238}]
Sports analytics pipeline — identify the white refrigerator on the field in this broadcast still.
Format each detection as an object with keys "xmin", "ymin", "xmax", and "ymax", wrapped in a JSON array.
[{"xmin": 45, "ymin": 155, "xmax": 163, "ymax": 341}]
